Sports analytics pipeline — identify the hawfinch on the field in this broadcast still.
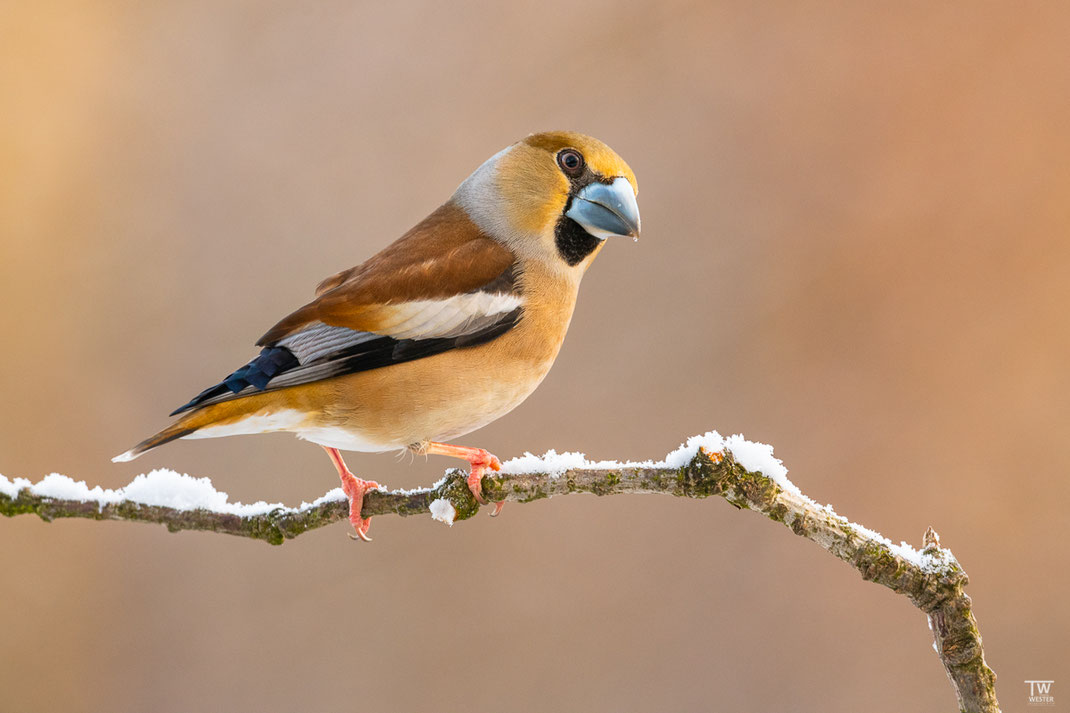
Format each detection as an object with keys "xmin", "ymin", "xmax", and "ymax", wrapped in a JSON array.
[{"xmin": 115, "ymin": 131, "xmax": 640, "ymax": 540}]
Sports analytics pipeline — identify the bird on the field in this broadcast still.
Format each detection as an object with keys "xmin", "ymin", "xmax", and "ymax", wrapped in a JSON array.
[{"xmin": 114, "ymin": 131, "xmax": 640, "ymax": 540}]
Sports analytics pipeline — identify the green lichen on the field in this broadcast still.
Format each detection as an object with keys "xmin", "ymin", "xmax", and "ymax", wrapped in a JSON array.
[
  {"xmin": 245, "ymin": 515, "xmax": 285, "ymax": 545},
  {"xmin": 111, "ymin": 502, "xmax": 145, "ymax": 523},
  {"xmin": 767, "ymin": 502, "xmax": 789, "ymax": 524},
  {"xmin": 855, "ymin": 541, "xmax": 903, "ymax": 583},
  {"xmin": 437, "ymin": 471, "xmax": 482, "ymax": 521},
  {"xmin": 674, "ymin": 451, "xmax": 780, "ymax": 509},
  {"xmin": 589, "ymin": 471, "xmax": 623, "ymax": 496},
  {"xmin": 675, "ymin": 460, "xmax": 719, "ymax": 498},
  {"xmin": 0, "ymin": 494, "xmax": 37, "ymax": 518},
  {"xmin": 514, "ymin": 483, "xmax": 550, "ymax": 503},
  {"xmin": 733, "ymin": 467, "xmax": 781, "ymax": 509}
]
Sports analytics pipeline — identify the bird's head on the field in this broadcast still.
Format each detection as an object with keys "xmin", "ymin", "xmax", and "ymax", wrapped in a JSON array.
[{"xmin": 454, "ymin": 131, "xmax": 640, "ymax": 270}]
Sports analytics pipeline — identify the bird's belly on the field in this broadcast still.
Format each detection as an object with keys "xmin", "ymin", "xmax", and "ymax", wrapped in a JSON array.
[
  {"xmin": 280, "ymin": 275, "xmax": 576, "ymax": 453},
  {"xmin": 293, "ymin": 425, "xmax": 400, "ymax": 453},
  {"xmin": 309, "ymin": 346, "xmax": 555, "ymax": 450}
]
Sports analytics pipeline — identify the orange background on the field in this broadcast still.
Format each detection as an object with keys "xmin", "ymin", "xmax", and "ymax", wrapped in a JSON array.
[{"xmin": 1, "ymin": 2, "xmax": 1067, "ymax": 711}]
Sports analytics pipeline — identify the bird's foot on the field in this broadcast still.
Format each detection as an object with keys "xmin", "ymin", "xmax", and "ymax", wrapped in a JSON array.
[
  {"xmin": 422, "ymin": 442, "xmax": 505, "ymax": 515},
  {"xmin": 323, "ymin": 446, "xmax": 381, "ymax": 541},
  {"xmin": 340, "ymin": 471, "xmax": 381, "ymax": 541},
  {"xmin": 464, "ymin": 450, "xmax": 502, "ymax": 505}
]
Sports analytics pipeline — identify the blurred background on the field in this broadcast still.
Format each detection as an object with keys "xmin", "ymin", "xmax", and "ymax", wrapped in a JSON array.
[{"xmin": 1, "ymin": 1, "xmax": 1067, "ymax": 710}]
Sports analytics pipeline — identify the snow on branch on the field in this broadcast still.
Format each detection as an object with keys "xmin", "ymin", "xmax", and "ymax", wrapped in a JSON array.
[{"xmin": 0, "ymin": 431, "xmax": 1000, "ymax": 711}]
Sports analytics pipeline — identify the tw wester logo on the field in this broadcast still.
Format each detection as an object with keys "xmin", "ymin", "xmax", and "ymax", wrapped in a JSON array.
[{"xmin": 1025, "ymin": 680, "xmax": 1054, "ymax": 706}]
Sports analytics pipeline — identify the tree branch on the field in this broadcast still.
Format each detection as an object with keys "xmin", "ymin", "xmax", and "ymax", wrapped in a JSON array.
[{"xmin": 0, "ymin": 435, "xmax": 1000, "ymax": 711}]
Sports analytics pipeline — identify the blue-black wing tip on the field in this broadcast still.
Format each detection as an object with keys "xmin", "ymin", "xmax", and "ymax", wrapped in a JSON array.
[{"xmin": 168, "ymin": 346, "xmax": 299, "ymax": 416}]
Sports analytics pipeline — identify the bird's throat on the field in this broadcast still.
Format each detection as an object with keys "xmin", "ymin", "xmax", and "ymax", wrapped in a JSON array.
[{"xmin": 554, "ymin": 217, "xmax": 603, "ymax": 266}]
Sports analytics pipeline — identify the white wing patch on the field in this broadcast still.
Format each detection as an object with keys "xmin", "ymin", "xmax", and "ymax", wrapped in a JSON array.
[
  {"xmin": 382, "ymin": 292, "xmax": 523, "ymax": 339},
  {"xmin": 276, "ymin": 292, "xmax": 523, "ymax": 365}
]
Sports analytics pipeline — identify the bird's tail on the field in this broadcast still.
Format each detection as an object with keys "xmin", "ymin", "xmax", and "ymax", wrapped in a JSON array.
[
  {"xmin": 112, "ymin": 406, "xmax": 227, "ymax": 463},
  {"xmin": 112, "ymin": 421, "xmax": 195, "ymax": 463},
  {"xmin": 113, "ymin": 389, "xmax": 301, "ymax": 463}
]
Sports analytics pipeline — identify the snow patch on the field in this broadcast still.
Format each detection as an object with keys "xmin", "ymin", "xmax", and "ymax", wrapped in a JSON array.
[
  {"xmin": 297, "ymin": 487, "xmax": 347, "ymax": 512},
  {"xmin": 31, "ymin": 473, "xmax": 122, "ymax": 505},
  {"xmin": 0, "ymin": 474, "xmax": 32, "ymax": 499},
  {"xmin": 660, "ymin": 431, "xmax": 726, "ymax": 469},
  {"xmin": 499, "ymin": 431, "xmax": 790, "ymax": 487},
  {"xmin": 1, "ymin": 469, "xmax": 288, "ymax": 517},
  {"xmin": 500, "ymin": 449, "xmax": 594, "ymax": 476},
  {"xmin": 428, "ymin": 498, "xmax": 456, "ymax": 527},
  {"xmin": 723, "ymin": 435, "xmax": 793, "ymax": 492}
]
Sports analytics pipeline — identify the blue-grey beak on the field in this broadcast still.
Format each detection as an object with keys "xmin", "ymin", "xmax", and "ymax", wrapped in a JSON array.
[{"xmin": 565, "ymin": 177, "xmax": 641, "ymax": 240}]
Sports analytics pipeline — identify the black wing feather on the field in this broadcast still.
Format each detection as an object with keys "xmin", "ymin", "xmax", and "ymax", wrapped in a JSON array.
[{"xmin": 170, "ymin": 308, "xmax": 521, "ymax": 416}]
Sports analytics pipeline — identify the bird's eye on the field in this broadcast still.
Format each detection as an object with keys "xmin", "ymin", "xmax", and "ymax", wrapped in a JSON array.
[{"xmin": 557, "ymin": 149, "xmax": 585, "ymax": 176}]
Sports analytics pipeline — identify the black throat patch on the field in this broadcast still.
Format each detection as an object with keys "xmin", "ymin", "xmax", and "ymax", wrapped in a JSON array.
[{"xmin": 555, "ymin": 215, "xmax": 603, "ymax": 266}]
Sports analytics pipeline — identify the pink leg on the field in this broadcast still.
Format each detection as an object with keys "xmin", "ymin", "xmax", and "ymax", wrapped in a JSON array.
[
  {"xmin": 422, "ymin": 442, "xmax": 505, "ymax": 516},
  {"xmin": 323, "ymin": 446, "xmax": 381, "ymax": 541}
]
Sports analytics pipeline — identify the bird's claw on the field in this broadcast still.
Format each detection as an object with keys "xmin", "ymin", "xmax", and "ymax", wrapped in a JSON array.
[
  {"xmin": 347, "ymin": 520, "xmax": 373, "ymax": 542},
  {"xmin": 464, "ymin": 450, "xmax": 504, "ymax": 516},
  {"xmin": 341, "ymin": 475, "xmax": 380, "ymax": 542},
  {"xmin": 466, "ymin": 468, "xmax": 489, "ymax": 505}
]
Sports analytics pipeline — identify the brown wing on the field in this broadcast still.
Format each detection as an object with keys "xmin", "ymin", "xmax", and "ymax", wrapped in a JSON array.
[
  {"xmin": 168, "ymin": 201, "xmax": 522, "ymax": 416},
  {"xmin": 257, "ymin": 201, "xmax": 515, "ymax": 346}
]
